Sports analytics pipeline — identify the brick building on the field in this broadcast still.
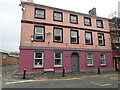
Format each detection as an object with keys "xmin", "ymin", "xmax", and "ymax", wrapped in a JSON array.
[{"xmin": 18, "ymin": 1, "xmax": 114, "ymax": 74}]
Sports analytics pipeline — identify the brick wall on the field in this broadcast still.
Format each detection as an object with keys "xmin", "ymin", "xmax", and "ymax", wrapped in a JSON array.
[{"xmin": 2, "ymin": 56, "xmax": 19, "ymax": 66}]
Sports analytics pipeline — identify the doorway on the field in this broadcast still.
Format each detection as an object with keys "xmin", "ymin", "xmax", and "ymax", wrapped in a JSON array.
[{"xmin": 71, "ymin": 52, "xmax": 79, "ymax": 72}]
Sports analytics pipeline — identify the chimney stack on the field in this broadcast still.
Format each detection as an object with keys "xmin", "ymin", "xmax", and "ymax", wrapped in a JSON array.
[
  {"xmin": 89, "ymin": 8, "xmax": 96, "ymax": 16},
  {"xmin": 27, "ymin": 0, "xmax": 34, "ymax": 3}
]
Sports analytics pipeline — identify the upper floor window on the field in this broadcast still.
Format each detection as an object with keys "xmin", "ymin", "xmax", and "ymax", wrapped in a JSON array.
[
  {"xmin": 85, "ymin": 32, "xmax": 93, "ymax": 45},
  {"xmin": 84, "ymin": 17, "xmax": 92, "ymax": 26},
  {"xmin": 100, "ymin": 53, "xmax": 106, "ymax": 66},
  {"xmin": 86, "ymin": 53, "xmax": 94, "ymax": 66},
  {"xmin": 34, "ymin": 51, "xmax": 44, "ymax": 68},
  {"xmin": 54, "ymin": 52, "xmax": 63, "ymax": 67},
  {"xmin": 34, "ymin": 26, "xmax": 45, "ymax": 41},
  {"xmin": 96, "ymin": 20, "xmax": 103, "ymax": 28},
  {"xmin": 53, "ymin": 28, "xmax": 63, "ymax": 43},
  {"xmin": 98, "ymin": 33, "xmax": 105, "ymax": 46},
  {"xmin": 53, "ymin": 11, "xmax": 63, "ymax": 22},
  {"xmin": 35, "ymin": 8, "xmax": 45, "ymax": 19},
  {"xmin": 70, "ymin": 14, "xmax": 78, "ymax": 24},
  {"xmin": 70, "ymin": 30, "xmax": 79, "ymax": 44}
]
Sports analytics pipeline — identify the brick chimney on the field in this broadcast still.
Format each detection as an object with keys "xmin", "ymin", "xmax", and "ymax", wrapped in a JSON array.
[
  {"xmin": 89, "ymin": 8, "xmax": 96, "ymax": 16},
  {"xmin": 27, "ymin": 0, "xmax": 34, "ymax": 3}
]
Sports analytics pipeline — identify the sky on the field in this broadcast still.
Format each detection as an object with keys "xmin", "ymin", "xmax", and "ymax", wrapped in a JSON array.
[{"xmin": 0, "ymin": 0, "xmax": 120, "ymax": 52}]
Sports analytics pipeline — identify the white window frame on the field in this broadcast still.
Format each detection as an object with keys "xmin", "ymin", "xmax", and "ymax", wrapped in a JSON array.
[
  {"xmin": 35, "ymin": 9, "xmax": 45, "ymax": 19},
  {"xmin": 98, "ymin": 33, "xmax": 104, "ymax": 45},
  {"xmin": 84, "ymin": 17, "xmax": 91, "ymax": 26},
  {"xmin": 34, "ymin": 26, "xmax": 44, "ymax": 41},
  {"xmin": 71, "ymin": 31, "xmax": 78, "ymax": 44},
  {"xmin": 97, "ymin": 20, "xmax": 103, "ymax": 28},
  {"xmin": 54, "ymin": 52, "xmax": 63, "ymax": 67},
  {"xmin": 54, "ymin": 12, "xmax": 62, "ymax": 21},
  {"xmin": 70, "ymin": 15, "xmax": 78, "ymax": 23},
  {"xmin": 85, "ymin": 32, "xmax": 92, "ymax": 45},
  {"xmin": 86, "ymin": 53, "xmax": 94, "ymax": 66},
  {"xmin": 54, "ymin": 28, "xmax": 62, "ymax": 42},
  {"xmin": 33, "ymin": 52, "xmax": 44, "ymax": 68},
  {"xmin": 100, "ymin": 53, "xmax": 106, "ymax": 66}
]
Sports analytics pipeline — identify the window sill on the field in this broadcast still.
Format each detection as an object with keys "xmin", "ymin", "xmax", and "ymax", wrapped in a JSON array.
[
  {"xmin": 100, "ymin": 64, "xmax": 106, "ymax": 66},
  {"xmin": 35, "ymin": 17, "xmax": 45, "ymax": 19},
  {"xmin": 32, "ymin": 67, "xmax": 44, "ymax": 69},
  {"xmin": 84, "ymin": 24, "xmax": 92, "ymax": 26},
  {"xmin": 97, "ymin": 26, "xmax": 104, "ymax": 28},
  {"xmin": 98, "ymin": 45, "xmax": 105, "ymax": 46},
  {"xmin": 53, "ymin": 19, "xmax": 63, "ymax": 22},
  {"xmin": 33, "ymin": 40, "xmax": 45, "ymax": 42},
  {"xmin": 53, "ymin": 41, "xmax": 63, "ymax": 43},
  {"xmin": 87, "ymin": 65, "xmax": 94, "ymax": 67},
  {"xmin": 53, "ymin": 66, "xmax": 63, "ymax": 68},
  {"xmin": 70, "ymin": 22, "xmax": 78, "ymax": 24}
]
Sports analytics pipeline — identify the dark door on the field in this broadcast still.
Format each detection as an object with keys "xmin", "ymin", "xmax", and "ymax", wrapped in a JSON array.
[{"xmin": 71, "ymin": 53, "xmax": 79, "ymax": 72}]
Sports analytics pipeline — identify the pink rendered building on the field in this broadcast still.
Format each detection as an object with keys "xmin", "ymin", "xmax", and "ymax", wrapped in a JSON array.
[{"xmin": 18, "ymin": 1, "xmax": 114, "ymax": 74}]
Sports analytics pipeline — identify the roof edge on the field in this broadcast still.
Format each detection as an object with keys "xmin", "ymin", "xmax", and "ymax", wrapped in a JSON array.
[{"xmin": 21, "ymin": 1, "xmax": 110, "ymax": 20}]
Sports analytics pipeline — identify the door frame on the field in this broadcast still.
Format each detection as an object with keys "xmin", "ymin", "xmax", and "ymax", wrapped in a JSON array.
[{"xmin": 71, "ymin": 52, "xmax": 80, "ymax": 72}]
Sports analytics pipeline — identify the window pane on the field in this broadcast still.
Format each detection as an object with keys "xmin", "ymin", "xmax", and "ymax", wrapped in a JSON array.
[
  {"xmin": 71, "ymin": 15, "xmax": 77, "ymax": 23},
  {"xmin": 71, "ymin": 31, "xmax": 77, "ymax": 37},
  {"xmin": 86, "ymin": 33, "xmax": 91, "ymax": 38},
  {"xmin": 87, "ymin": 59, "xmax": 92, "ymax": 64},
  {"xmin": 35, "ymin": 52, "xmax": 42, "ymax": 58},
  {"xmin": 54, "ymin": 28, "xmax": 62, "ymax": 42},
  {"xmin": 85, "ymin": 18, "xmax": 90, "ymax": 25},
  {"xmin": 98, "ymin": 34, "xmax": 104, "ymax": 45},
  {"xmin": 55, "ymin": 29, "xmax": 61, "ymax": 35},
  {"xmin": 35, "ymin": 35, "xmax": 43, "ymax": 40},
  {"xmin": 55, "ymin": 52, "xmax": 61, "ymax": 58},
  {"xmin": 55, "ymin": 59, "xmax": 61, "ymax": 65},
  {"xmin": 35, "ymin": 27, "xmax": 44, "ymax": 34},
  {"xmin": 55, "ymin": 36, "xmax": 61, "ymax": 41},
  {"xmin": 71, "ymin": 38, "xmax": 77, "ymax": 43},
  {"xmin": 86, "ymin": 33, "xmax": 92, "ymax": 44},
  {"xmin": 54, "ymin": 12, "xmax": 62, "ymax": 21},
  {"xmin": 97, "ymin": 20, "xmax": 103, "ymax": 27},
  {"xmin": 35, "ymin": 9, "xmax": 44, "ymax": 18},
  {"xmin": 35, "ymin": 59, "xmax": 42, "ymax": 66}
]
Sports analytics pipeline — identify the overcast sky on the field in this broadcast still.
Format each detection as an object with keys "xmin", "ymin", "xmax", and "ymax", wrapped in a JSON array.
[{"xmin": 0, "ymin": 0, "xmax": 119, "ymax": 52}]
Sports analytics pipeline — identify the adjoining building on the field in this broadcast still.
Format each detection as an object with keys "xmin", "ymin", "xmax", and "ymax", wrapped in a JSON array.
[
  {"xmin": 18, "ymin": 0, "xmax": 114, "ymax": 74},
  {"xmin": 109, "ymin": 17, "xmax": 120, "ymax": 71}
]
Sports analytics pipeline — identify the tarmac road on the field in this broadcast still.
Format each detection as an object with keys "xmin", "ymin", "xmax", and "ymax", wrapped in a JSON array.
[{"xmin": 1, "ymin": 65, "xmax": 119, "ymax": 89}]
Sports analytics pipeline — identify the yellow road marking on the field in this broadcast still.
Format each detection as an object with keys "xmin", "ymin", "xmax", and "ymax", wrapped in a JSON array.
[
  {"xmin": 6, "ymin": 77, "xmax": 84, "ymax": 85},
  {"xmin": 90, "ymin": 82, "xmax": 112, "ymax": 86}
]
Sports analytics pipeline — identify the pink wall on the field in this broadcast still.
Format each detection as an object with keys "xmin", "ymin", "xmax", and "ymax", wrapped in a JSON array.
[
  {"xmin": 18, "ymin": 49, "xmax": 113, "ymax": 73},
  {"xmin": 20, "ymin": 4, "xmax": 112, "ymax": 51}
]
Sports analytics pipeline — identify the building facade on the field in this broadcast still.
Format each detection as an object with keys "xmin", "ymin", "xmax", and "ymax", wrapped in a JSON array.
[
  {"xmin": 109, "ymin": 17, "xmax": 120, "ymax": 71},
  {"xmin": 18, "ymin": 1, "xmax": 114, "ymax": 74}
]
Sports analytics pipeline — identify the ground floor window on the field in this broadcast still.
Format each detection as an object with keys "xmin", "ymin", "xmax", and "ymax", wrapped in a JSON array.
[
  {"xmin": 86, "ymin": 52, "xmax": 94, "ymax": 66},
  {"xmin": 34, "ymin": 51, "xmax": 44, "ymax": 67},
  {"xmin": 100, "ymin": 53, "xmax": 106, "ymax": 66},
  {"xmin": 54, "ymin": 52, "xmax": 63, "ymax": 67}
]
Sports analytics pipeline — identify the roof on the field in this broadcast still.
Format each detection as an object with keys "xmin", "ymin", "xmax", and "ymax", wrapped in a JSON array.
[
  {"xmin": 21, "ymin": 1, "xmax": 110, "ymax": 20},
  {"xmin": 0, "ymin": 49, "xmax": 9, "ymax": 54},
  {"xmin": 0, "ymin": 49, "xmax": 19, "ymax": 58}
]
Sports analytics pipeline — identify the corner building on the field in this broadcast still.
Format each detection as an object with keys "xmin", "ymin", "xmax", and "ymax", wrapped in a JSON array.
[{"xmin": 18, "ymin": 1, "xmax": 114, "ymax": 74}]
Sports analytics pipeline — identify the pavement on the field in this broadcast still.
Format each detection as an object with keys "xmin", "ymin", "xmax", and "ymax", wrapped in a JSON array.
[
  {"xmin": 2, "ymin": 65, "xmax": 119, "ymax": 88},
  {"xmin": 3, "ymin": 70, "xmax": 119, "ymax": 82}
]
